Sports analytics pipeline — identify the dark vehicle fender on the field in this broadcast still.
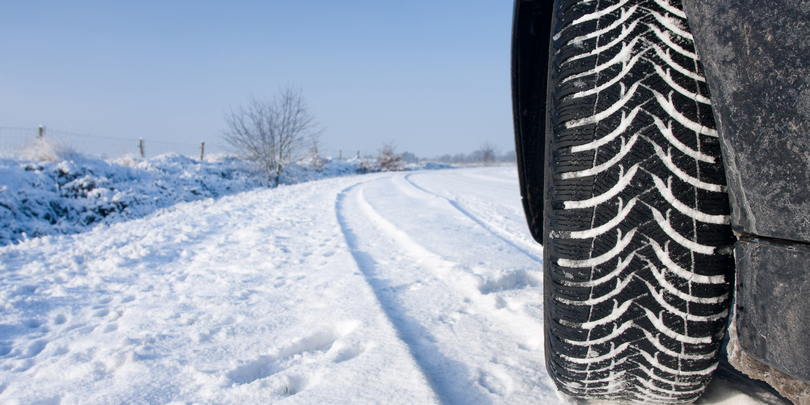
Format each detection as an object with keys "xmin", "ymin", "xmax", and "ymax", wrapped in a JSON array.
[{"xmin": 511, "ymin": 0, "xmax": 554, "ymax": 244}]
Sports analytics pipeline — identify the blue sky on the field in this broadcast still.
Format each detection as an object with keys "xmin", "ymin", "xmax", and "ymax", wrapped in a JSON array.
[{"xmin": 0, "ymin": 1, "xmax": 514, "ymax": 158}]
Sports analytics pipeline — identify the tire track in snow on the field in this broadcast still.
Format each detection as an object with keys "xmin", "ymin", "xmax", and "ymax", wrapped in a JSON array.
[
  {"xmin": 337, "ymin": 175, "xmax": 556, "ymax": 404},
  {"xmin": 403, "ymin": 174, "xmax": 543, "ymax": 264},
  {"xmin": 335, "ymin": 181, "xmax": 495, "ymax": 405},
  {"xmin": 354, "ymin": 177, "xmax": 545, "ymax": 346}
]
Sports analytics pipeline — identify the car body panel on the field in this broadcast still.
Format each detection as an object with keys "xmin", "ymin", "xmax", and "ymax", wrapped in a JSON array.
[{"xmin": 683, "ymin": 0, "xmax": 810, "ymax": 388}]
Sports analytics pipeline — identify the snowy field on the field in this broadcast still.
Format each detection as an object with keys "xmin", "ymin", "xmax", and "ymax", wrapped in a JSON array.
[{"xmin": 0, "ymin": 166, "xmax": 789, "ymax": 404}]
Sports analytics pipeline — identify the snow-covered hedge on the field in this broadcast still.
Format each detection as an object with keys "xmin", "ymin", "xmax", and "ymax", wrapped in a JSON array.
[
  {"xmin": 0, "ymin": 153, "xmax": 388, "ymax": 247},
  {"xmin": 0, "ymin": 154, "xmax": 259, "ymax": 246}
]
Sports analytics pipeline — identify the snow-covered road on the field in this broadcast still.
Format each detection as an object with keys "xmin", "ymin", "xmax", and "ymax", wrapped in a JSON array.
[{"xmin": 0, "ymin": 167, "xmax": 788, "ymax": 404}]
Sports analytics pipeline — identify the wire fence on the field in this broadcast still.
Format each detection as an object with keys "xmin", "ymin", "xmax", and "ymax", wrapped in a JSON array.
[
  {"xmin": 0, "ymin": 126, "xmax": 224, "ymax": 160},
  {"xmin": 0, "ymin": 126, "xmax": 388, "ymax": 163}
]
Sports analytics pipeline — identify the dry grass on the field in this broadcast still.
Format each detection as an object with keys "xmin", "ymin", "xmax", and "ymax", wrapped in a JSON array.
[{"xmin": 17, "ymin": 137, "xmax": 81, "ymax": 162}]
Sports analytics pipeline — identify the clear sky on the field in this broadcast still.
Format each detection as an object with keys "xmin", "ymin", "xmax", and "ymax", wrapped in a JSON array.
[{"xmin": 0, "ymin": 1, "xmax": 515, "ymax": 159}]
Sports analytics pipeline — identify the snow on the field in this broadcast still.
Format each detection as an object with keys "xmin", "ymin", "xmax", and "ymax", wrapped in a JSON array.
[{"xmin": 0, "ymin": 166, "xmax": 789, "ymax": 404}]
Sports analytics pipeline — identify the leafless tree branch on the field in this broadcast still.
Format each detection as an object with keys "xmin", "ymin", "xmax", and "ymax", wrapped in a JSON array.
[
  {"xmin": 222, "ymin": 87, "xmax": 321, "ymax": 184},
  {"xmin": 479, "ymin": 141, "xmax": 498, "ymax": 165}
]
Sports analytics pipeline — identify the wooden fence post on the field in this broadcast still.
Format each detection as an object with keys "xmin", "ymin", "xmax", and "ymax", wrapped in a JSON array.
[
  {"xmin": 38, "ymin": 125, "xmax": 43, "ymax": 139},
  {"xmin": 139, "ymin": 138, "xmax": 144, "ymax": 158},
  {"xmin": 200, "ymin": 141, "xmax": 205, "ymax": 161}
]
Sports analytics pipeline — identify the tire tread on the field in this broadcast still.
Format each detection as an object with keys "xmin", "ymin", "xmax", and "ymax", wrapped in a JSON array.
[{"xmin": 544, "ymin": 0, "xmax": 735, "ymax": 402}]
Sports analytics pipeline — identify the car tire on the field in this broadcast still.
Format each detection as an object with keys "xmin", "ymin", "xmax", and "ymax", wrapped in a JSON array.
[{"xmin": 540, "ymin": 0, "xmax": 736, "ymax": 402}]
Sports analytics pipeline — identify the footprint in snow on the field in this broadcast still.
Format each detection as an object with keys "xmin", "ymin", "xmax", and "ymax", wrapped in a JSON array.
[
  {"xmin": 53, "ymin": 314, "xmax": 67, "ymax": 325},
  {"xmin": 226, "ymin": 355, "xmax": 282, "ymax": 385},
  {"xmin": 22, "ymin": 340, "xmax": 48, "ymax": 358},
  {"xmin": 226, "ymin": 322, "xmax": 358, "ymax": 386},
  {"xmin": 22, "ymin": 319, "xmax": 42, "ymax": 328},
  {"xmin": 494, "ymin": 296, "xmax": 523, "ymax": 311},
  {"xmin": 478, "ymin": 270, "xmax": 541, "ymax": 294},
  {"xmin": 332, "ymin": 341, "xmax": 369, "ymax": 363},
  {"xmin": 477, "ymin": 365, "xmax": 515, "ymax": 396},
  {"xmin": 280, "ymin": 373, "xmax": 317, "ymax": 396}
]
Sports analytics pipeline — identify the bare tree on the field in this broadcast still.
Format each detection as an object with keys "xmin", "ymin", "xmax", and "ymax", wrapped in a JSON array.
[
  {"xmin": 223, "ymin": 86, "xmax": 321, "ymax": 184},
  {"xmin": 479, "ymin": 141, "xmax": 498, "ymax": 165}
]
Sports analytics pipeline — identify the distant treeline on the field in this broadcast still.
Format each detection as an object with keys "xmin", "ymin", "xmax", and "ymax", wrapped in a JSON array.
[{"xmin": 429, "ymin": 149, "xmax": 516, "ymax": 165}]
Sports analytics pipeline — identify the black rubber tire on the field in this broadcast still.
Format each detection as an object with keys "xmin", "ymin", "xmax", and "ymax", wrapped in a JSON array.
[{"xmin": 542, "ymin": 0, "xmax": 736, "ymax": 402}]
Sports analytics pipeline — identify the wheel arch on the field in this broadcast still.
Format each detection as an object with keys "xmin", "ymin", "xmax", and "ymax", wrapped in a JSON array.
[{"xmin": 511, "ymin": 0, "xmax": 555, "ymax": 244}]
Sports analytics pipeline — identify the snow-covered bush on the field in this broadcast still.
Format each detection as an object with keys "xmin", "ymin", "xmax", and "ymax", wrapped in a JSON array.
[
  {"xmin": 377, "ymin": 144, "xmax": 404, "ymax": 172},
  {"xmin": 309, "ymin": 140, "xmax": 328, "ymax": 172},
  {"xmin": 278, "ymin": 158, "xmax": 366, "ymax": 185},
  {"xmin": 354, "ymin": 157, "xmax": 377, "ymax": 174}
]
